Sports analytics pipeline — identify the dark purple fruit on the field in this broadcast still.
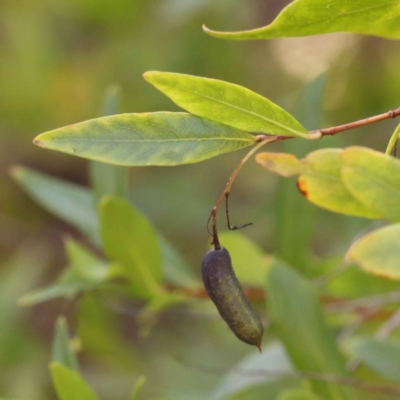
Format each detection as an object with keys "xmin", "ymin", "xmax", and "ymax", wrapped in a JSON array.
[{"xmin": 202, "ymin": 247, "xmax": 263, "ymax": 349}]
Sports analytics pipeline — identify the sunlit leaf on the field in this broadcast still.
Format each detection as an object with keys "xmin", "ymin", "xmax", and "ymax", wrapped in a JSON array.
[
  {"xmin": 256, "ymin": 152, "xmax": 303, "ymax": 177},
  {"xmin": 351, "ymin": 336, "xmax": 400, "ymax": 381},
  {"xmin": 210, "ymin": 342, "xmax": 292, "ymax": 400},
  {"xmin": 33, "ymin": 112, "xmax": 256, "ymax": 166},
  {"xmin": 99, "ymin": 196, "xmax": 162, "ymax": 299},
  {"xmin": 266, "ymin": 260, "xmax": 353, "ymax": 399},
  {"xmin": 217, "ymin": 231, "xmax": 273, "ymax": 288},
  {"xmin": 346, "ymin": 223, "xmax": 400, "ymax": 279},
  {"xmin": 203, "ymin": 0, "xmax": 400, "ymax": 40},
  {"xmin": 130, "ymin": 375, "xmax": 146, "ymax": 400},
  {"xmin": 89, "ymin": 84, "xmax": 129, "ymax": 203},
  {"xmin": 144, "ymin": 72, "xmax": 317, "ymax": 139},
  {"xmin": 341, "ymin": 146, "xmax": 400, "ymax": 222},
  {"xmin": 257, "ymin": 149, "xmax": 382, "ymax": 218},
  {"xmin": 50, "ymin": 363, "xmax": 98, "ymax": 400},
  {"xmin": 52, "ymin": 317, "xmax": 79, "ymax": 373},
  {"xmin": 10, "ymin": 166, "xmax": 99, "ymax": 243}
]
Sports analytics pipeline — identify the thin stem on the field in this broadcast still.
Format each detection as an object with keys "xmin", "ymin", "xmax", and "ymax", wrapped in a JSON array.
[{"xmin": 385, "ymin": 123, "xmax": 400, "ymax": 155}]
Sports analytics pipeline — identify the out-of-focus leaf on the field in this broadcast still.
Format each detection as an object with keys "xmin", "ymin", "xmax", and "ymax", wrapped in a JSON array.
[
  {"xmin": 144, "ymin": 72, "xmax": 317, "ymax": 139},
  {"xmin": 351, "ymin": 336, "xmax": 400, "ymax": 381},
  {"xmin": 65, "ymin": 238, "xmax": 109, "ymax": 284},
  {"xmin": 10, "ymin": 166, "xmax": 99, "ymax": 243},
  {"xmin": 210, "ymin": 342, "xmax": 292, "ymax": 400},
  {"xmin": 130, "ymin": 375, "xmax": 146, "ymax": 400},
  {"xmin": 203, "ymin": 0, "xmax": 400, "ymax": 40},
  {"xmin": 217, "ymin": 231, "xmax": 272, "ymax": 288},
  {"xmin": 266, "ymin": 260, "xmax": 352, "ymax": 400},
  {"xmin": 52, "ymin": 317, "xmax": 79, "ymax": 373},
  {"xmin": 256, "ymin": 153, "xmax": 302, "ymax": 177},
  {"xmin": 278, "ymin": 389, "xmax": 320, "ymax": 400},
  {"xmin": 33, "ymin": 112, "xmax": 257, "ymax": 166},
  {"xmin": 346, "ymin": 223, "xmax": 400, "ymax": 279},
  {"xmin": 341, "ymin": 146, "xmax": 400, "ymax": 222},
  {"xmin": 257, "ymin": 148, "xmax": 383, "ymax": 218},
  {"xmin": 90, "ymin": 84, "xmax": 129, "ymax": 204},
  {"xmin": 99, "ymin": 196, "xmax": 162, "ymax": 299},
  {"xmin": 50, "ymin": 363, "xmax": 98, "ymax": 400}
]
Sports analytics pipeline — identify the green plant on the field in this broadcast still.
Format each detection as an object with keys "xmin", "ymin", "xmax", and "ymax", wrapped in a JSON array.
[{"xmin": 9, "ymin": 1, "xmax": 400, "ymax": 399}]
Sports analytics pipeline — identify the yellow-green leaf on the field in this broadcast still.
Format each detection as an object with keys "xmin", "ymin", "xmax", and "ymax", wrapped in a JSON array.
[
  {"xmin": 203, "ymin": 0, "xmax": 400, "ymax": 40},
  {"xmin": 33, "ymin": 112, "xmax": 256, "ymax": 166},
  {"xmin": 144, "ymin": 72, "xmax": 317, "ymax": 139},
  {"xmin": 256, "ymin": 152, "xmax": 303, "ymax": 177}
]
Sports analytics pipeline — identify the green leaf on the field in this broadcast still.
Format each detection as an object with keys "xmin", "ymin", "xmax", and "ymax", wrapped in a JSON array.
[
  {"xmin": 266, "ymin": 260, "xmax": 352, "ymax": 400},
  {"xmin": 278, "ymin": 389, "xmax": 320, "ymax": 400},
  {"xmin": 65, "ymin": 238, "xmax": 109, "ymax": 284},
  {"xmin": 210, "ymin": 343, "xmax": 292, "ymax": 400},
  {"xmin": 10, "ymin": 166, "xmax": 99, "ymax": 243},
  {"xmin": 144, "ymin": 72, "xmax": 317, "ymax": 139},
  {"xmin": 52, "ymin": 317, "xmax": 79, "ymax": 373},
  {"xmin": 50, "ymin": 363, "xmax": 98, "ymax": 400},
  {"xmin": 217, "ymin": 231, "xmax": 273, "ymax": 288},
  {"xmin": 346, "ymin": 223, "xmax": 400, "ymax": 279},
  {"xmin": 33, "ymin": 112, "xmax": 256, "ymax": 166},
  {"xmin": 203, "ymin": 0, "xmax": 400, "ymax": 40},
  {"xmin": 90, "ymin": 84, "xmax": 129, "ymax": 203},
  {"xmin": 257, "ymin": 149, "xmax": 383, "ymax": 219},
  {"xmin": 130, "ymin": 375, "xmax": 146, "ymax": 400},
  {"xmin": 99, "ymin": 196, "xmax": 162, "ymax": 299},
  {"xmin": 351, "ymin": 336, "xmax": 400, "ymax": 381},
  {"xmin": 341, "ymin": 146, "xmax": 400, "ymax": 222}
]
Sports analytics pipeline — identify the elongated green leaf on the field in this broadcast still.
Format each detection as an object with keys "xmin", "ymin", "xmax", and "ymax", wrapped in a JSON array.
[
  {"xmin": 130, "ymin": 375, "xmax": 146, "ymax": 400},
  {"xmin": 33, "ymin": 112, "xmax": 256, "ymax": 166},
  {"xmin": 10, "ymin": 166, "xmax": 99, "ymax": 243},
  {"xmin": 346, "ymin": 223, "xmax": 400, "ymax": 279},
  {"xmin": 99, "ymin": 196, "xmax": 162, "ymax": 299},
  {"xmin": 257, "ymin": 149, "xmax": 383, "ymax": 219},
  {"xmin": 52, "ymin": 317, "xmax": 79, "ymax": 373},
  {"xmin": 278, "ymin": 390, "xmax": 320, "ymax": 400},
  {"xmin": 210, "ymin": 343, "xmax": 292, "ymax": 400},
  {"xmin": 351, "ymin": 336, "xmax": 400, "ymax": 381},
  {"xmin": 217, "ymin": 231, "xmax": 273, "ymax": 288},
  {"xmin": 12, "ymin": 166, "xmax": 197, "ymax": 287},
  {"xmin": 50, "ymin": 363, "xmax": 98, "ymax": 400},
  {"xmin": 266, "ymin": 260, "xmax": 352, "ymax": 400},
  {"xmin": 90, "ymin": 84, "xmax": 129, "ymax": 203},
  {"xmin": 144, "ymin": 72, "xmax": 317, "ymax": 139},
  {"xmin": 341, "ymin": 146, "xmax": 400, "ymax": 222},
  {"xmin": 203, "ymin": 0, "xmax": 400, "ymax": 40}
]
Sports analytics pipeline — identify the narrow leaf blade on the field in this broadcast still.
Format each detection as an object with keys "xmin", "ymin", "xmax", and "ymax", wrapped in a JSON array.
[
  {"xmin": 203, "ymin": 0, "xmax": 400, "ymax": 40},
  {"xmin": 144, "ymin": 72, "xmax": 316, "ymax": 139},
  {"xmin": 34, "ymin": 112, "xmax": 256, "ymax": 166}
]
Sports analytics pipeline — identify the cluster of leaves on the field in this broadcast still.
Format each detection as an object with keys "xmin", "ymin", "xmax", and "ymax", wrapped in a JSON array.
[{"xmin": 8, "ymin": 1, "xmax": 400, "ymax": 400}]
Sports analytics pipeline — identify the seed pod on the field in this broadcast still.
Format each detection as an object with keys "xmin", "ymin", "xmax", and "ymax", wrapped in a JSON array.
[{"xmin": 201, "ymin": 246, "xmax": 263, "ymax": 349}]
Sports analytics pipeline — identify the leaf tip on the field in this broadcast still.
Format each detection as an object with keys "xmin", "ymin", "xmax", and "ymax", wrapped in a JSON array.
[
  {"xmin": 33, "ymin": 137, "xmax": 45, "ymax": 147},
  {"xmin": 296, "ymin": 176, "xmax": 308, "ymax": 197},
  {"xmin": 9, "ymin": 165, "xmax": 24, "ymax": 180}
]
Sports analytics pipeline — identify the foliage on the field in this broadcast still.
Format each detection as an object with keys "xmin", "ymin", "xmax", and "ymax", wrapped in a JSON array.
[{"xmin": 3, "ymin": 1, "xmax": 400, "ymax": 400}]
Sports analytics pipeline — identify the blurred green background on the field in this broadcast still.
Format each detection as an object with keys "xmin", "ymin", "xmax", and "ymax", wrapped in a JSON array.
[{"xmin": 1, "ymin": 1, "xmax": 400, "ymax": 399}]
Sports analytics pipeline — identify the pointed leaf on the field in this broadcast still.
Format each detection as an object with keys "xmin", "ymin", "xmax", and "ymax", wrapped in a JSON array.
[
  {"xmin": 50, "ymin": 363, "xmax": 98, "ymax": 400},
  {"xmin": 351, "ymin": 336, "xmax": 400, "ymax": 381},
  {"xmin": 144, "ymin": 72, "xmax": 317, "ymax": 139},
  {"xmin": 341, "ymin": 146, "xmax": 400, "ymax": 222},
  {"xmin": 266, "ymin": 260, "xmax": 352, "ymax": 399},
  {"xmin": 130, "ymin": 375, "xmax": 146, "ymax": 400},
  {"xmin": 10, "ymin": 166, "xmax": 99, "ymax": 243},
  {"xmin": 346, "ymin": 223, "xmax": 400, "ymax": 279},
  {"xmin": 256, "ymin": 152, "xmax": 303, "ymax": 177},
  {"xmin": 203, "ymin": 0, "xmax": 400, "ymax": 40},
  {"xmin": 52, "ymin": 317, "xmax": 79, "ymax": 373},
  {"xmin": 99, "ymin": 196, "xmax": 162, "ymax": 299},
  {"xmin": 33, "ymin": 112, "xmax": 256, "ymax": 166}
]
